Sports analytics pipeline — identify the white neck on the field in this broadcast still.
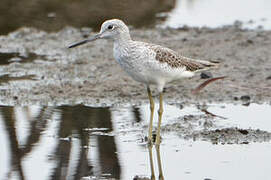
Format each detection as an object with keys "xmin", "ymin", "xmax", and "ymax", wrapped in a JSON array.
[{"xmin": 114, "ymin": 32, "xmax": 132, "ymax": 44}]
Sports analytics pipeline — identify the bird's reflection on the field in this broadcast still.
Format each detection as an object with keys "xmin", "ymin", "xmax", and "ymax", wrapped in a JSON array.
[
  {"xmin": 131, "ymin": 106, "xmax": 165, "ymax": 180},
  {"xmin": 147, "ymin": 144, "xmax": 165, "ymax": 180}
]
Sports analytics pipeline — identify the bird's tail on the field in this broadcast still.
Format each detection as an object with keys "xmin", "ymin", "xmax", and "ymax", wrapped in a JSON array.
[
  {"xmin": 193, "ymin": 59, "xmax": 220, "ymax": 72},
  {"xmin": 199, "ymin": 59, "xmax": 220, "ymax": 68}
]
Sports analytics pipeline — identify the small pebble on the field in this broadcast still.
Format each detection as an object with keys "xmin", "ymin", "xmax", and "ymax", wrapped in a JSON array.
[
  {"xmin": 266, "ymin": 75, "xmax": 271, "ymax": 80},
  {"xmin": 182, "ymin": 38, "xmax": 188, "ymax": 42},
  {"xmin": 240, "ymin": 95, "xmax": 250, "ymax": 101},
  {"xmin": 247, "ymin": 39, "xmax": 253, "ymax": 44},
  {"xmin": 200, "ymin": 72, "xmax": 213, "ymax": 79},
  {"xmin": 238, "ymin": 129, "xmax": 249, "ymax": 135}
]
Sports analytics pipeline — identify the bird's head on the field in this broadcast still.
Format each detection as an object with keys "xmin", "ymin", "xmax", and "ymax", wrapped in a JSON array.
[{"xmin": 68, "ymin": 19, "xmax": 130, "ymax": 48}]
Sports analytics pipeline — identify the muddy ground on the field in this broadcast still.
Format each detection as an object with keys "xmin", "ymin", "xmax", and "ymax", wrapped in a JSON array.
[{"xmin": 0, "ymin": 25, "xmax": 271, "ymax": 106}]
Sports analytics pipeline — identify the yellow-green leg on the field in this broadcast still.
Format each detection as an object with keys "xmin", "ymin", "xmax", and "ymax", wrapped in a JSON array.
[
  {"xmin": 155, "ymin": 92, "xmax": 164, "ymax": 180},
  {"xmin": 147, "ymin": 87, "xmax": 155, "ymax": 180},
  {"xmin": 155, "ymin": 92, "xmax": 163, "ymax": 145},
  {"xmin": 147, "ymin": 87, "xmax": 155, "ymax": 145}
]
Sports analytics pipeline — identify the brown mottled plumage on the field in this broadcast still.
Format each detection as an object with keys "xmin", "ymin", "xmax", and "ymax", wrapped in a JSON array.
[{"xmin": 150, "ymin": 45, "xmax": 218, "ymax": 71}]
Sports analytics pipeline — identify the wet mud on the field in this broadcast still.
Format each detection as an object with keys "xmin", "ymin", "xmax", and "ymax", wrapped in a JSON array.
[
  {"xmin": 0, "ymin": 25, "xmax": 270, "ymax": 106},
  {"xmin": 163, "ymin": 114, "xmax": 271, "ymax": 144}
]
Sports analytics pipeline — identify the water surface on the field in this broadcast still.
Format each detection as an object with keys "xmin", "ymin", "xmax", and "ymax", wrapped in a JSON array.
[
  {"xmin": 0, "ymin": 103, "xmax": 270, "ymax": 180},
  {"xmin": 163, "ymin": 0, "xmax": 271, "ymax": 29}
]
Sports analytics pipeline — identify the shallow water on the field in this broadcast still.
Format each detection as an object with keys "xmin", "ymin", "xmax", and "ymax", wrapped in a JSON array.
[
  {"xmin": 0, "ymin": 52, "xmax": 47, "ymax": 85},
  {"xmin": 163, "ymin": 0, "xmax": 271, "ymax": 29},
  {"xmin": 0, "ymin": 103, "xmax": 270, "ymax": 180},
  {"xmin": 0, "ymin": 0, "xmax": 270, "ymax": 35},
  {"xmin": 0, "ymin": 52, "xmax": 45, "ymax": 66}
]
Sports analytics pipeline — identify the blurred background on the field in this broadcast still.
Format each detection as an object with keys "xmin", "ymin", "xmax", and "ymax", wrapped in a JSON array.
[{"xmin": 0, "ymin": 0, "xmax": 270, "ymax": 35}]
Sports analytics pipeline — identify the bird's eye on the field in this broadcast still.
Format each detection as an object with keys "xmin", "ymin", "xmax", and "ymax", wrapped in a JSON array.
[{"xmin": 107, "ymin": 25, "xmax": 114, "ymax": 30}]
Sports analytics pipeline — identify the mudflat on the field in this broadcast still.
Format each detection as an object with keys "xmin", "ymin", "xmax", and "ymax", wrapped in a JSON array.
[{"xmin": 0, "ymin": 25, "xmax": 270, "ymax": 106}]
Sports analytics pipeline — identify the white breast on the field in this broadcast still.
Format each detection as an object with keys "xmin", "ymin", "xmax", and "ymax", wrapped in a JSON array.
[{"xmin": 113, "ymin": 41, "xmax": 152, "ymax": 84}]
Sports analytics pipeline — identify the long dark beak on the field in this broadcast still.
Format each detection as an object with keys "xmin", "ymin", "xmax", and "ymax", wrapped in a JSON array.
[{"xmin": 68, "ymin": 33, "xmax": 101, "ymax": 48}]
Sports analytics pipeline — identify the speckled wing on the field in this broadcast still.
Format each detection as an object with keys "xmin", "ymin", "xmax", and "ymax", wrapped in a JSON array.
[{"xmin": 148, "ymin": 45, "xmax": 219, "ymax": 72}]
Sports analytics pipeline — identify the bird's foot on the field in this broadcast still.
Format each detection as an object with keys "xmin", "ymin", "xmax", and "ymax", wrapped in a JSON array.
[
  {"xmin": 147, "ymin": 138, "xmax": 153, "ymax": 147},
  {"xmin": 155, "ymin": 134, "xmax": 162, "ymax": 146},
  {"xmin": 146, "ymin": 131, "xmax": 157, "ymax": 147}
]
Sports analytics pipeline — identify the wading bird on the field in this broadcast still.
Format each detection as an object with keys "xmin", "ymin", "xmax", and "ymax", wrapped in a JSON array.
[{"xmin": 69, "ymin": 19, "xmax": 219, "ymax": 180}]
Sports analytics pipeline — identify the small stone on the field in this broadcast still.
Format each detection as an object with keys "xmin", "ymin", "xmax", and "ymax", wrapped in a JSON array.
[
  {"xmin": 178, "ymin": 25, "xmax": 189, "ymax": 31},
  {"xmin": 200, "ymin": 72, "xmax": 213, "ymax": 79},
  {"xmin": 266, "ymin": 75, "xmax": 271, "ymax": 80},
  {"xmin": 247, "ymin": 39, "xmax": 253, "ymax": 44},
  {"xmin": 238, "ymin": 129, "xmax": 249, "ymax": 135},
  {"xmin": 182, "ymin": 38, "xmax": 188, "ymax": 42},
  {"xmin": 240, "ymin": 95, "xmax": 250, "ymax": 101},
  {"xmin": 233, "ymin": 97, "xmax": 239, "ymax": 101},
  {"xmin": 233, "ymin": 20, "xmax": 243, "ymax": 27},
  {"xmin": 241, "ymin": 141, "xmax": 249, "ymax": 144}
]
